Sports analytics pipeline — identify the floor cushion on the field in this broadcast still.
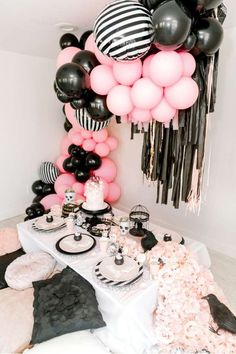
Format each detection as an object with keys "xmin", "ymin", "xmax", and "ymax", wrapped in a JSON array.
[
  {"xmin": 0, "ymin": 248, "xmax": 25, "ymax": 289},
  {"xmin": 0, "ymin": 227, "xmax": 21, "ymax": 256},
  {"xmin": 0, "ymin": 287, "xmax": 34, "ymax": 354},
  {"xmin": 5, "ymin": 252, "xmax": 56, "ymax": 290},
  {"xmin": 31, "ymin": 267, "xmax": 106, "ymax": 344},
  {"xmin": 23, "ymin": 330, "xmax": 111, "ymax": 354}
]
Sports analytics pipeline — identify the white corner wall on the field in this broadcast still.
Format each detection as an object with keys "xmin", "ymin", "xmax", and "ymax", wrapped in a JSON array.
[
  {"xmin": 0, "ymin": 50, "xmax": 64, "ymax": 220},
  {"xmin": 109, "ymin": 27, "xmax": 236, "ymax": 259}
]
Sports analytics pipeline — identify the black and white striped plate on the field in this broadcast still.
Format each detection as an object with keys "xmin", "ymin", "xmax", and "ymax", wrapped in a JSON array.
[{"xmin": 95, "ymin": 256, "xmax": 143, "ymax": 287}]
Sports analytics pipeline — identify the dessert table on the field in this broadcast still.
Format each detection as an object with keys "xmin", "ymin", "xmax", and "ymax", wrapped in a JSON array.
[{"xmin": 17, "ymin": 208, "xmax": 211, "ymax": 354}]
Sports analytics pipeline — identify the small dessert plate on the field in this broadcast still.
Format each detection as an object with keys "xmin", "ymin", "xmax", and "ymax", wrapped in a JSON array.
[
  {"xmin": 95, "ymin": 256, "xmax": 143, "ymax": 286},
  {"xmin": 55, "ymin": 233, "xmax": 96, "ymax": 255}
]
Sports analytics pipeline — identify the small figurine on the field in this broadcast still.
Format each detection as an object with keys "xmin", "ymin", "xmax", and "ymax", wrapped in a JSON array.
[
  {"xmin": 74, "ymin": 232, "xmax": 82, "ymax": 241},
  {"xmin": 163, "ymin": 233, "xmax": 172, "ymax": 242},
  {"xmin": 46, "ymin": 215, "xmax": 53, "ymax": 223},
  {"xmin": 114, "ymin": 250, "xmax": 124, "ymax": 266},
  {"xmin": 119, "ymin": 217, "xmax": 130, "ymax": 236},
  {"xmin": 62, "ymin": 188, "xmax": 79, "ymax": 218}
]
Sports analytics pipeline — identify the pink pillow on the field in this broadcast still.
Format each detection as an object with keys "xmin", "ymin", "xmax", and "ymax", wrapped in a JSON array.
[
  {"xmin": 5, "ymin": 252, "xmax": 56, "ymax": 290},
  {"xmin": 0, "ymin": 287, "xmax": 34, "ymax": 353},
  {"xmin": 0, "ymin": 228, "xmax": 21, "ymax": 256}
]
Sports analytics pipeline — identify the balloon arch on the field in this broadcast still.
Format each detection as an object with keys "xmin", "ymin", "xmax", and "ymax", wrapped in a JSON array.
[{"xmin": 25, "ymin": 0, "xmax": 227, "ymax": 219}]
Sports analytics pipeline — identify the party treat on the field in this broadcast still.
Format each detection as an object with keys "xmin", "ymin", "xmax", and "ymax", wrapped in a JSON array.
[{"xmin": 83, "ymin": 177, "xmax": 106, "ymax": 211}]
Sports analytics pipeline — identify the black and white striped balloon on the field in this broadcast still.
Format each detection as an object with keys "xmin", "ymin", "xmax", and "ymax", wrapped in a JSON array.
[
  {"xmin": 94, "ymin": 0, "xmax": 154, "ymax": 61},
  {"xmin": 75, "ymin": 108, "xmax": 111, "ymax": 131},
  {"xmin": 39, "ymin": 162, "xmax": 60, "ymax": 184}
]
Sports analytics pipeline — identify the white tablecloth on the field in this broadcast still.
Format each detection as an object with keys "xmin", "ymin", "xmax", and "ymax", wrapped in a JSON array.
[{"xmin": 17, "ymin": 209, "xmax": 211, "ymax": 354}]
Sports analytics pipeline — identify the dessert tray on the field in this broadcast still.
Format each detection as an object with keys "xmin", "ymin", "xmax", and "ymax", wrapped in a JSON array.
[
  {"xmin": 95, "ymin": 256, "xmax": 143, "ymax": 287},
  {"xmin": 55, "ymin": 233, "xmax": 96, "ymax": 255},
  {"xmin": 32, "ymin": 216, "xmax": 66, "ymax": 232}
]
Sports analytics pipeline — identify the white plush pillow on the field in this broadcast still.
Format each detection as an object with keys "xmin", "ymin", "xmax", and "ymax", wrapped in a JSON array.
[
  {"xmin": 23, "ymin": 330, "xmax": 111, "ymax": 354},
  {"xmin": 5, "ymin": 252, "xmax": 56, "ymax": 290},
  {"xmin": 0, "ymin": 287, "xmax": 34, "ymax": 354}
]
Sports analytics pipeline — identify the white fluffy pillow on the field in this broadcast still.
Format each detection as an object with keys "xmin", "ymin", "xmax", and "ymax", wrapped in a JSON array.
[
  {"xmin": 23, "ymin": 330, "xmax": 111, "ymax": 354},
  {"xmin": 5, "ymin": 252, "xmax": 56, "ymax": 290}
]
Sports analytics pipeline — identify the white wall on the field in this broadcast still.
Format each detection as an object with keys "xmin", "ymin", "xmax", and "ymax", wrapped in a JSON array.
[
  {"xmin": 109, "ymin": 27, "xmax": 236, "ymax": 259},
  {"xmin": 0, "ymin": 50, "xmax": 64, "ymax": 220}
]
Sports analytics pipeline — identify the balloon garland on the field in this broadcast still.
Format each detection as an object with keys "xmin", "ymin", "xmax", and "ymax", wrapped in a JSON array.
[{"xmin": 26, "ymin": 0, "xmax": 226, "ymax": 216}]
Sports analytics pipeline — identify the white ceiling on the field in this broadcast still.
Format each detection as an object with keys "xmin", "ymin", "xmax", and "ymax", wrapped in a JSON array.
[{"xmin": 0, "ymin": 0, "xmax": 233, "ymax": 59}]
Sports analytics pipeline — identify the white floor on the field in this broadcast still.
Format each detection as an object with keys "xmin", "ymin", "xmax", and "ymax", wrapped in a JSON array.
[{"xmin": 1, "ymin": 214, "xmax": 236, "ymax": 312}]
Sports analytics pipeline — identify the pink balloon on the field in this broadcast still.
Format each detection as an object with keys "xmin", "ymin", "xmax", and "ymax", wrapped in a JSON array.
[
  {"xmin": 55, "ymin": 155, "xmax": 69, "ymax": 173},
  {"xmin": 72, "ymin": 133, "xmax": 84, "ymax": 146},
  {"xmin": 149, "ymin": 51, "xmax": 184, "ymax": 87},
  {"xmin": 56, "ymin": 47, "xmax": 80, "ymax": 69},
  {"xmin": 85, "ymin": 33, "xmax": 96, "ymax": 52},
  {"xmin": 60, "ymin": 135, "xmax": 72, "ymax": 155},
  {"xmin": 41, "ymin": 194, "xmax": 63, "ymax": 210},
  {"xmin": 101, "ymin": 179, "xmax": 109, "ymax": 199},
  {"xmin": 75, "ymin": 194, "xmax": 85, "ymax": 202},
  {"xmin": 64, "ymin": 103, "xmax": 77, "ymax": 127},
  {"xmin": 91, "ymin": 65, "xmax": 117, "ymax": 95},
  {"xmin": 107, "ymin": 85, "xmax": 133, "ymax": 116},
  {"xmin": 113, "ymin": 60, "xmax": 142, "ymax": 86},
  {"xmin": 94, "ymin": 46, "xmax": 114, "ymax": 66},
  {"xmin": 106, "ymin": 182, "xmax": 121, "ymax": 203},
  {"xmin": 72, "ymin": 182, "xmax": 84, "ymax": 195},
  {"xmin": 68, "ymin": 129, "xmax": 79, "ymax": 141},
  {"xmin": 151, "ymin": 98, "xmax": 176, "ymax": 123},
  {"xmin": 82, "ymin": 139, "xmax": 96, "ymax": 151},
  {"xmin": 94, "ymin": 158, "xmax": 117, "ymax": 183},
  {"xmin": 54, "ymin": 173, "xmax": 76, "ymax": 191},
  {"xmin": 106, "ymin": 136, "xmax": 118, "ymax": 151},
  {"xmin": 131, "ymin": 108, "xmax": 152, "ymax": 123},
  {"xmin": 179, "ymin": 52, "xmax": 196, "ymax": 77},
  {"xmin": 131, "ymin": 78, "xmax": 163, "ymax": 110},
  {"xmin": 142, "ymin": 55, "xmax": 155, "ymax": 78},
  {"xmin": 80, "ymin": 129, "xmax": 92, "ymax": 139},
  {"xmin": 165, "ymin": 77, "xmax": 199, "ymax": 110},
  {"xmin": 55, "ymin": 184, "xmax": 70, "ymax": 198},
  {"xmin": 95, "ymin": 142, "xmax": 110, "ymax": 157},
  {"xmin": 92, "ymin": 129, "xmax": 108, "ymax": 143}
]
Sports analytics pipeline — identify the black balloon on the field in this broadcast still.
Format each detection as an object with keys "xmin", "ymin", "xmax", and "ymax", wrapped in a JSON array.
[
  {"xmin": 74, "ymin": 169, "xmax": 90, "ymax": 183},
  {"xmin": 24, "ymin": 216, "xmax": 30, "ymax": 221},
  {"xmin": 181, "ymin": 32, "xmax": 197, "ymax": 51},
  {"xmin": 79, "ymin": 30, "xmax": 93, "ymax": 49},
  {"xmin": 72, "ymin": 50, "xmax": 99, "ymax": 74},
  {"xmin": 32, "ymin": 180, "xmax": 45, "ymax": 196},
  {"xmin": 193, "ymin": 18, "xmax": 223, "ymax": 56},
  {"xmin": 71, "ymin": 156, "xmax": 84, "ymax": 168},
  {"xmin": 85, "ymin": 153, "xmax": 101, "ymax": 170},
  {"xmin": 56, "ymin": 90, "xmax": 72, "ymax": 103},
  {"xmin": 70, "ymin": 97, "xmax": 87, "ymax": 109},
  {"xmin": 56, "ymin": 63, "xmax": 88, "ymax": 98},
  {"xmin": 27, "ymin": 211, "xmax": 37, "ymax": 220},
  {"xmin": 42, "ymin": 184, "xmax": 55, "ymax": 196},
  {"xmin": 152, "ymin": 0, "xmax": 192, "ymax": 50},
  {"xmin": 64, "ymin": 118, "xmax": 72, "ymax": 132},
  {"xmin": 60, "ymin": 33, "xmax": 80, "ymax": 49},
  {"xmin": 71, "ymin": 146, "xmax": 87, "ymax": 159},
  {"xmin": 181, "ymin": 0, "xmax": 222, "ymax": 12},
  {"xmin": 32, "ymin": 195, "xmax": 43, "ymax": 203},
  {"xmin": 32, "ymin": 203, "xmax": 45, "ymax": 217},
  {"xmin": 86, "ymin": 92, "xmax": 112, "ymax": 122},
  {"xmin": 68, "ymin": 144, "xmax": 77, "ymax": 154},
  {"xmin": 25, "ymin": 205, "xmax": 37, "ymax": 218},
  {"xmin": 63, "ymin": 157, "xmax": 76, "ymax": 172}
]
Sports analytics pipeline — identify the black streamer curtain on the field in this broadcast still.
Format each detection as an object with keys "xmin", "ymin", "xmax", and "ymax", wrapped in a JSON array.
[{"xmin": 132, "ymin": 5, "xmax": 227, "ymax": 209}]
